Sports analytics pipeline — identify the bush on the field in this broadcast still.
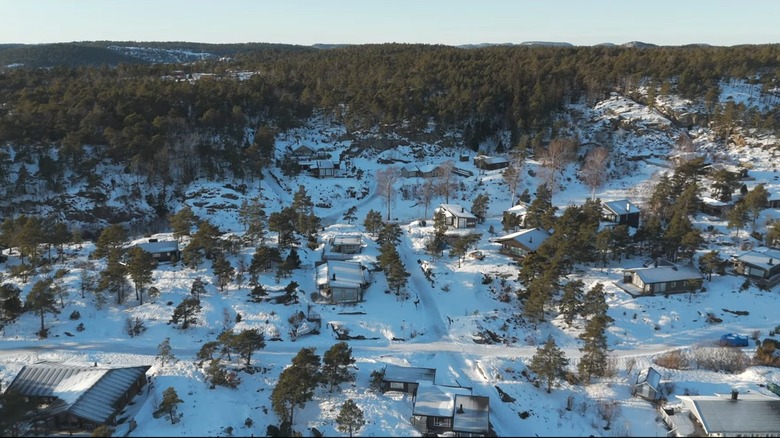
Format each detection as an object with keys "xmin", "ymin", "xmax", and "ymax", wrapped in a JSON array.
[
  {"xmin": 691, "ymin": 345, "xmax": 751, "ymax": 373},
  {"xmin": 126, "ymin": 317, "xmax": 146, "ymax": 337},
  {"xmin": 76, "ymin": 322, "xmax": 85, "ymax": 332},
  {"xmin": 654, "ymin": 349, "xmax": 691, "ymax": 370},
  {"xmin": 69, "ymin": 310, "xmax": 81, "ymax": 320},
  {"xmin": 754, "ymin": 338, "xmax": 780, "ymax": 367}
]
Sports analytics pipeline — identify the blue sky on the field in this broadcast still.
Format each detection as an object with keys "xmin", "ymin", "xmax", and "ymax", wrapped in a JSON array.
[{"xmin": 2, "ymin": 0, "xmax": 779, "ymax": 46}]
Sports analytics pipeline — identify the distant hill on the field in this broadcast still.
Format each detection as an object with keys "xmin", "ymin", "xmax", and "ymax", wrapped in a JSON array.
[{"xmin": 0, "ymin": 41, "xmax": 316, "ymax": 69}]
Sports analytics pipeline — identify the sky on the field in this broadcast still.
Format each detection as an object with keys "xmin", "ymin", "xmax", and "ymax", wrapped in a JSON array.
[
  {"xmin": 1, "ymin": 79, "xmax": 780, "ymax": 437},
  {"xmin": 2, "ymin": 0, "xmax": 780, "ymax": 47}
]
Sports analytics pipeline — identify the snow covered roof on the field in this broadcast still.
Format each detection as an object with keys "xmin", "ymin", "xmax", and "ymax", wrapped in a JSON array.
[
  {"xmin": 735, "ymin": 248, "xmax": 780, "ymax": 270},
  {"xmin": 676, "ymin": 393, "xmax": 780, "ymax": 436},
  {"xmin": 636, "ymin": 367, "xmax": 661, "ymax": 388},
  {"xmin": 135, "ymin": 240, "xmax": 178, "ymax": 254},
  {"xmin": 602, "ymin": 199, "xmax": 640, "ymax": 215},
  {"xmin": 491, "ymin": 228, "xmax": 551, "ymax": 252},
  {"xmin": 453, "ymin": 394, "xmax": 490, "ymax": 433},
  {"xmin": 437, "ymin": 204, "xmax": 476, "ymax": 219},
  {"xmin": 505, "ymin": 204, "xmax": 528, "ymax": 214},
  {"xmin": 316, "ymin": 260, "xmax": 367, "ymax": 289},
  {"xmin": 625, "ymin": 264, "xmax": 703, "ymax": 284},
  {"xmin": 383, "ymin": 365, "xmax": 436, "ymax": 384},
  {"xmin": 412, "ymin": 382, "xmax": 471, "ymax": 418},
  {"xmin": 7, "ymin": 362, "xmax": 151, "ymax": 424},
  {"xmin": 331, "ymin": 234, "xmax": 361, "ymax": 246}
]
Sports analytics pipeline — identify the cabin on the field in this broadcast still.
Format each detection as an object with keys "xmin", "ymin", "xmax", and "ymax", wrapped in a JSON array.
[
  {"xmin": 699, "ymin": 197, "xmax": 736, "ymax": 218},
  {"xmin": 315, "ymin": 260, "xmax": 369, "ymax": 303},
  {"xmin": 452, "ymin": 394, "xmax": 491, "ymax": 437},
  {"xmin": 401, "ymin": 163, "xmax": 422, "ymax": 178},
  {"xmin": 473, "ymin": 155, "xmax": 509, "ymax": 171},
  {"xmin": 133, "ymin": 239, "xmax": 180, "ymax": 262},
  {"xmin": 622, "ymin": 263, "xmax": 703, "ymax": 296},
  {"xmin": 768, "ymin": 187, "xmax": 780, "ymax": 209},
  {"xmin": 491, "ymin": 228, "xmax": 551, "ymax": 259},
  {"xmin": 321, "ymin": 234, "xmax": 362, "ymax": 261},
  {"xmin": 661, "ymin": 391, "xmax": 780, "ymax": 437},
  {"xmin": 410, "ymin": 382, "xmax": 473, "ymax": 436},
  {"xmin": 732, "ymin": 248, "xmax": 780, "ymax": 287},
  {"xmin": 381, "ymin": 365, "xmax": 437, "ymax": 395},
  {"xmin": 703, "ymin": 162, "xmax": 750, "ymax": 180},
  {"xmin": 435, "ymin": 204, "xmax": 477, "ymax": 229},
  {"xmin": 5, "ymin": 361, "xmax": 151, "ymax": 431},
  {"xmin": 602, "ymin": 199, "xmax": 641, "ymax": 228},
  {"xmin": 633, "ymin": 367, "xmax": 662, "ymax": 401},
  {"xmin": 291, "ymin": 144, "xmax": 316, "ymax": 160},
  {"xmin": 307, "ymin": 160, "xmax": 337, "ymax": 178}
]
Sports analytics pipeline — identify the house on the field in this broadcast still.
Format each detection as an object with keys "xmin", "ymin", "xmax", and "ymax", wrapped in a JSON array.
[
  {"xmin": 321, "ymin": 234, "xmax": 362, "ymax": 261},
  {"xmin": 134, "ymin": 239, "xmax": 180, "ymax": 262},
  {"xmin": 602, "ymin": 199, "xmax": 641, "ymax": 228},
  {"xmin": 501, "ymin": 203, "xmax": 528, "ymax": 231},
  {"xmin": 452, "ymin": 394, "xmax": 491, "ymax": 437},
  {"xmin": 401, "ymin": 163, "xmax": 421, "ymax": 178},
  {"xmin": 490, "ymin": 228, "xmax": 551, "ymax": 259},
  {"xmin": 290, "ymin": 145, "xmax": 315, "ymax": 160},
  {"xmin": 380, "ymin": 365, "xmax": 436, "ymax": 395},
  {"xmin": 633, "ymin": 367, "xmax": 662, "ymax": 401},
  {"xmin": 732, "ymin": 247, "xmax": 780, "ymax": 287},
  {"xmin": 622, "ymin": 263, "xmax": 703, "ymax": 296},
  {"xmin": 473, "ymin": 155, "xmax": 509, "ymax": 171},
  {"xmin": 768, "ymin": 187, "xmax": 780, "ymax": 209},
  {"xmin": 435, "ymin": 204, "xmax": 477, "ymax": 229},
  {"xmin": 703, "ymin": 162, "xmax": 750, "ymax": 180},
  {"xmin": 307, "ymin": 160, "xmax": 337, "ymax": 178},
  {"xmin": 410, "ymin": 382, "xmax": 473, "ymax": 436},
  {"xmin": 316, "ymin": 260, "xmax": 369, "ymax": 303},
  {"xmin": 700, "ymin": 196, "xmax": 736, "ymax": 218},
  {"xmin": 661, "ymin": 391, "xmax": 780, "ymax": 437},
  {"xmin": 5, "ymin": 361, "xmax": 151, "ymax": 430}
]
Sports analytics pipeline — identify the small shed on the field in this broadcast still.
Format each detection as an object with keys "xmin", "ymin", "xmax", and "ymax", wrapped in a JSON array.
[
  {"xmin": 381, "ymin": 365, "xmax": 436, "ymax": 395},
  {"xmin": 634, "ymin": 367, "xmax": 662, "ymax": 401}
]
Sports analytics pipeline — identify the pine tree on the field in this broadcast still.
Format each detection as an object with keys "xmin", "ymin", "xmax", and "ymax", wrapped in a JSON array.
[
  {"xmin": 190, "ymin": 277, "xmax": 207, "ymax": 300},
  {"xmin": 0, "ymin": 389, "xmax": 40, "ymax": 437},
  {"xmin": 169, "ymin": 205, "xmax": 196, "ymax": 241},
  {"xmin": 558, "ymin": 280, "xmax": 584, "ymax": 327},
  {"xmin": 322, "ymin": 341, "xmax": 356, "ymax": 392},
  {"xmin": 126, "ymin": 246, "xmax": 156, "ymax": 305},
  {"xmin": 529, "ymin": 336, "xmax": 569, "ymax": 393},
  {"xmin": 471, "ymin": 193, "xmax": 490, "ymax": 223},
  {"xmin": 92, "ymin": 224, "xmax": 127, "ymax": 260},
  {"xmin": 25, "ymin": 278, "xmax": 59, "ymax": 338},
  {"xmin": 335, "ymin": 399, "xmax": 365, "ymax": 437},
  {"xmin": 363, "ymin": 209, "xmax": 384, "ymax": 236},
  {"xmin": 581, "ymin": 283, "xmax": 609, "ymax": 319},
  {"xmin": 343, "ymin": 206, "xmax": 358, "ymax": 224},
  {"xmin": 156, "ymin": 337, "xmax": 175, "ymax": 366},
  {"xmin": 154, "ymin": 387, "xmax": 183, "ymax": 424},
  {"xmin": 0, "ymin": 283, "xmax": 23, "ymax": 322},
  {"xmin": 170, "ymin": 296, "xmax": 202, "ymax": 329},
  {"xmin": 212, "ymin": 253, "xmax": 235, "ymax": 292},
  {"xmin": 233, "ymin": 328, "xmax": 265, "ymax": 367},
  {"xmin": 271, "ymin": 347, "xmax": 321, "ymax": 434},
  {"xmin": 743, "ymin": 183, "xmax": 769, "ymax": 230},
  {"xmin": 578, "ymin": 314, "xmax": 611, "ymax": 383},
  {"xmin": 238, "ymin": 196, "xmax": 266, "ymax": 245}
]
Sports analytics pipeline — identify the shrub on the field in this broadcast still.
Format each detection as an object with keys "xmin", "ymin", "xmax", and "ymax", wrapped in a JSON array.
[
  {"xmin": 69, "ymin": 310, "xmax": 81, "ymax": 320},
  {"xmin": 691, "ymin": 345, "xmax": 751, "ymax": 373},
  {"xmin": 126, "ymin": 317, "xmax": 146, "ymax": 337},
  {"xmin": 754, "ymin": 338, "xmax": 780, "ymax": 367},
  {"xmin": 76, "ymin": 322, "xmax": 85, "ymax": 332},
  {"xmin": 654, "ymin": 349, "xmax": 691, "ymax": 370}
]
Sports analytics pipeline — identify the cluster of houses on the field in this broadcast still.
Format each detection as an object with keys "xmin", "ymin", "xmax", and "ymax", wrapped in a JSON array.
[
  {"xmin": 633, "ymin": 367, "xmax": 780, "ymax": 437},
  {"xmin": 380, "ymin": 364, "xmax": 492, "ymax": 437}
]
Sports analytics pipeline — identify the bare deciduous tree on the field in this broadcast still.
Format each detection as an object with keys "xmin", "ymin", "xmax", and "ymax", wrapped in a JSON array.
[
  {"xmin": 435, "ymin": 160, "xmax": 455, "ymax": 204},
  {"xmin": 581, "ymin": 146, "xmax": 610, "ymax": 200},
  {"xmin": 376, "ymin": 166, "xmax": 400, "ymax": 221},
  {"xmin": 539, "ymin": 137, "xmax": 578, "ymax": 196},
  {"xmin": 420, "ymin": 177, "xmax": 436, "ymax": 219}
]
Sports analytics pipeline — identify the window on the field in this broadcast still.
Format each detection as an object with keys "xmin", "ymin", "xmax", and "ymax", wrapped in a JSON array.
[
  {"xmin": 670, "ymin": 281, "xmax": 676, "ymax": 288},
  {"xmin": 433, "ymin": 417, "xmax": 451, "ymax": 428},
  {"xmin": 389, "ymin": 382, "xmax": 404, "ymax": 390}
]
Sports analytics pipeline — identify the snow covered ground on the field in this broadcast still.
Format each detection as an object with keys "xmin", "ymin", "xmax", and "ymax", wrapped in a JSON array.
[{"xmin": 2, "ymin": 86, "xmax": 780, "ymax": 437}]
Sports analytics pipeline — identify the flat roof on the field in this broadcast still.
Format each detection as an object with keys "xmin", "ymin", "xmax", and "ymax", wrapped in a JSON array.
[
  {"xmin": 332, "ymin": 234, "xmax": 362, "ymax": 246},
  {"xmin": 383, "ymin": 365, "xmax": 436, "ymax": 384}
]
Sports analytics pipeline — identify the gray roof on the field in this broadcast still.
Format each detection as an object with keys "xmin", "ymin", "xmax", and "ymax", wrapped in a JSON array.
[
  {"xmin": 383, "ymin": 365, "xmax": 436, "ymax": 384},
  {"xmin": 626, "ymin": 264, "xmax": 703, "ymax": 284},
  {"xmin": 603, "ymin": 199, "xmax": 640, "ymax": 215},
  {"xmin": 7, "ymin": 362, "xmax": 151, "ymax": 424},
  {"xmin": 492, "ymin": 228, "xmax": 551, "ymax": 252},
  {"xmin": 636, "ymin": 367, "xmax": 661, "ymax": 388},
  {"xmin": 331, "ymin": 234, "xmax": 361, "ymax": 246},
  {"xmin": 736, "ymin": 248, "xmax": 780, "ymax": 270},
  {"xmin": 453, "ymin": 394, "xmax": 490, "ymax": 434},
  {"xmin": 135, "ymin": 240, "xmax": 178, "ymax": 254},
  {"xmin": 677, "ymin": 393, "xmax": 780, "ymax": 435}
]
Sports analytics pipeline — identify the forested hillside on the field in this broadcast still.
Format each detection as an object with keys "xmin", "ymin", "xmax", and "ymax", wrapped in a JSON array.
[{"xmin": 0, "ymin": 43, "xmax": 779, "ymax": 232}]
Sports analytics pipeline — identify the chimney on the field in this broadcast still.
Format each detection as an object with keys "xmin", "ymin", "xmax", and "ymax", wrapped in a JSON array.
[
  {"xmin": 626, "ymin": 202, "xmax": 631, "ymax": 213},
  {"xmin": 456, "ymin": 403, "xmax": 464, "ymax": 414},
  {"xmin": 770, "ymin": 258, "xmax": 774, "ymax": 265},
  {"xmin": 731, "ymin": 389, "xmax": 739, "ymax": 400},
  {"xmin": 332, "ymin": 273, "xmax": 336, "ymax": 281}
]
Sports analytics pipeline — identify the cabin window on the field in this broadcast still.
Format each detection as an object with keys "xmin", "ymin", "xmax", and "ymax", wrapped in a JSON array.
[
  {"xmin": 670, "ymin": 281, "xmax": 676, "ymax": 288},
  {"xmin": 433, "ymin": 417, "xmax": 451, "ymax": 427},
  {"xmin": 389, "ymin": 382, "xmax": 404, "ymax": 390}
]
